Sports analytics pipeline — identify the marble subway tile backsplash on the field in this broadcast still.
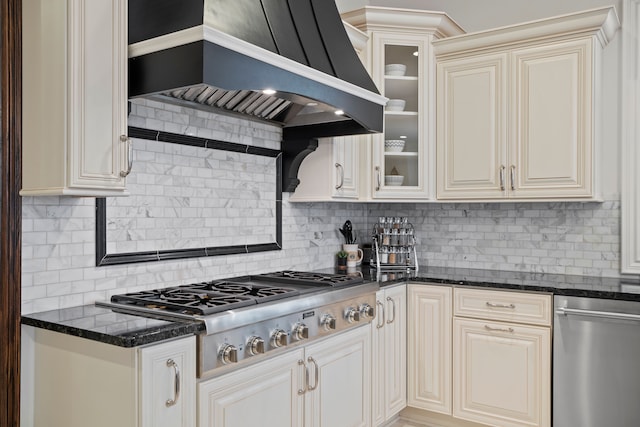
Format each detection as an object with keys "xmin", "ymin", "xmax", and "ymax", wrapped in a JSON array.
[{"xmin": 20, "ymin": 99, "xmax": 621, "ymax": 313}]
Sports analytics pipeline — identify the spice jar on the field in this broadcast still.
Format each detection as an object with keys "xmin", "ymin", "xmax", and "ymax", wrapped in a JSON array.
[
  {"xmin": 391, "ymin": 229, "xmax": 400, "ymax": 246},
  {"xmin": 382, "ymin": 228, "xmax": 391, "ymax": 246},
  {"xmin": 380, "ymin": 246, "xmax": 389, "ymax": 263},
  {"xmin": 388, "ymin": 247, "xmax": 397, "ymax": 264}
]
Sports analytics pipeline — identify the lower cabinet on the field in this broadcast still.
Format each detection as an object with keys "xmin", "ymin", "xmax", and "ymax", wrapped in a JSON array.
[
  {"xmin": 139, "ymin": 337, "xmax": 197, "ymax": 427},
  {"xmin": 453, "ymin": 318, "xmax": 551, "ymax": 427},
  {"xmin": 407, "ymin": 284, "xmax": 452, "ymax": 414},
  {"xmin": 21, "ymin": 327, "xmax": 196, "ymax": 427},
  {"xmin": 372, "ymin": 284, "xmax": 407, "ymax": 426},
  {"xmin": 198, "ymin": 325, "xmax": 371, "ymax": 427},
  {"xmin": 407, "ymin": 284, "xmax": 552, "ymax": 427}
]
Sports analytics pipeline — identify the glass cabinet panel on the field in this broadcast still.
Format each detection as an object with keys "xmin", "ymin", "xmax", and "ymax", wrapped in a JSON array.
[{"xmin": 376, "ymin": 42, "xmax": 423, "ymax": 195}]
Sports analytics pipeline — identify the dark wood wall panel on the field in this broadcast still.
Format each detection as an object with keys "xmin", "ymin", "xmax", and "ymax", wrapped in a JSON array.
[{"xmin": 1, "ymin": 0, "xmax": 22, "ymax": 426}]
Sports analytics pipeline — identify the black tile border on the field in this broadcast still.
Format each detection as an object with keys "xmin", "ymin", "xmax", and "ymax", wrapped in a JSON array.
[{"xmin": 96, "ymin": 126, "xmax": 283, "ymax": 266}]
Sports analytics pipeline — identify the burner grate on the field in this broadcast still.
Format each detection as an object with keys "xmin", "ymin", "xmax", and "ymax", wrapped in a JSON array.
[
  {"xmin": 255, "ymin": 271, "xmax": 364, "ymax": 287},
  {"xmin": 110, "ymin": 287, "xmax": 257, "ymax": 315}
]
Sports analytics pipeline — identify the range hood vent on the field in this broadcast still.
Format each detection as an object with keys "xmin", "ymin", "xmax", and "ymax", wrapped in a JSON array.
[{"xmin": 128, "ymin": 0, "xmax": 386, "ymax": 144}]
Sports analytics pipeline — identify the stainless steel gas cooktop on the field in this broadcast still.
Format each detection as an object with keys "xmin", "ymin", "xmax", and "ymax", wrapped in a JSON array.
[{"xmin": 100, "ymin": 270, "xmax": 375, "ymax": 378}]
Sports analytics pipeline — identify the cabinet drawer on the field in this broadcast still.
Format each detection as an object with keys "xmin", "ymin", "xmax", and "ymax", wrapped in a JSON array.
[{"xmin": 453, "ymin": 288, "xmax": 551, "ymax": 326}]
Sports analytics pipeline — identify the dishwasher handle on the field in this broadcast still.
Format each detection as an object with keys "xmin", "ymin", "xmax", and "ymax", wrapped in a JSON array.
[{"xmin": 556, "ymin": 306, "xmax": 640, "ymax": 322}]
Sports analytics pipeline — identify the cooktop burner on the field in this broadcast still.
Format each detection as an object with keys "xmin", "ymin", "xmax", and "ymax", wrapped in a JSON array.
[
  {"xmin": 254, "ymin": 270, "xmax": 364, "ymax": 287},
  {"xmin": 109, "ymin": 271, "xmax": 364, "ymax": 316},
  {"xmin": 110, "ymin": 287, "xmax": 258, "ymax": 315}
]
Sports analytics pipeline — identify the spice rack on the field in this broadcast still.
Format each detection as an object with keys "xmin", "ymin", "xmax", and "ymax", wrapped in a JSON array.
[{"xmin": 371, "ymin": 216, "xmax": 418, "ymax": 271}]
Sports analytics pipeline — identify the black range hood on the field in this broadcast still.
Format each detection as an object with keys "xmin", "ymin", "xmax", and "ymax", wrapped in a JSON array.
[{"xmin": 128, "ymin": 0, "xmax": 386, "ymax": 191}]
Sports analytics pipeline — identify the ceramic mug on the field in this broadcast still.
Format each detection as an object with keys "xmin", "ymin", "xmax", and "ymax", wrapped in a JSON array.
[{"xmin": 343, "ymin": 244, "xmax": 363, "ymax": 268}]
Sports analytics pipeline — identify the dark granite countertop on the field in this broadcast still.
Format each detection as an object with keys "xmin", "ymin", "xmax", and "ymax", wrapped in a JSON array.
[
  {"xmin": 21, "ymin": 304, "xmax": 204, "ymax": 347},
  {"xmin": 361, "ymin": 265, "xmax": 640, "ymax": 302},
  {"xmin": 22, "ymin": 267, "xmax": 640, "ymax": 349}
]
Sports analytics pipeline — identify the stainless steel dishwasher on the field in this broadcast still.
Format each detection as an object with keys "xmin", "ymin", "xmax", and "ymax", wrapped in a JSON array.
[{"xmin": 554, "ymin": 295, "xmax": 640, "ymax": 427}]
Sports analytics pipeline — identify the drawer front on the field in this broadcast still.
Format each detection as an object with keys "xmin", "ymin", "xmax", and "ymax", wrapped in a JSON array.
[{"xmin": 454, "ymin": 288, "xmax": 552, "ymax": 326}]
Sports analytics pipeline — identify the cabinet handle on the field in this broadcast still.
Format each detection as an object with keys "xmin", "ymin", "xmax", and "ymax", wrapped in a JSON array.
[
  {"xmin": 386, "ymin": 296, "xmax": 396, "ymax": 324},
  {"xmin": 307, "ymin": 356, "xmax": 319, "ymax": 391},
  {"xmin": 499, "ymin": 165, "xmax": 506, "ymax": 191},
  {"xmin": 120, "ymin": 135, "xmax": 133, "ymax": 178},
  {"xmin": 375, "ymin": 166, "xmax": 381, "ymax": 191},
  {"xmin": 335, "ymin": 163, "xmax": 344, "ymax": 190},
  {"xmin": 376, "ymin": 300, "xmax": 385, "ymax": 329},
  {"xmin": 484, "ymin": 325, "xmax": 514, "ymax": 333},
  {"xmin": 486, "ymin": 302, "xmax": 516, "ymax": 309},
  {"xmin": 165, "ymin": 359, "xmax": 180, "ymax": 407},
  {"xmin": 510, "ymin": 165, "xmax": 516, "ymax": 191},
  {"xmin": 298, "ymin": 359, "xmax": 307, "ymax": 395}
]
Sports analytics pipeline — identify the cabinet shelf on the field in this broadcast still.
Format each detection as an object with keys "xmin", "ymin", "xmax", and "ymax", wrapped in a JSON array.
[{"xmin": 384, "ymin": 152, "xmax": 419, "ymax": 157}]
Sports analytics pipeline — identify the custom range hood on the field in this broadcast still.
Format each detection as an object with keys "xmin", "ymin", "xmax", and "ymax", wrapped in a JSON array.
[{"xmin": 128, "ymin": 0, "xmax": 387, "ymax": 191}]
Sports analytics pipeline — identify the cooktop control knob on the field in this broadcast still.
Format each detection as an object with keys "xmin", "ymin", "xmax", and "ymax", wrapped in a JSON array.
[
  {"xmin": 271, "ymin": 329, "xmax": 288, "ymax": 348},
  {"xmin": 219, "ymin": 344, "xmax": 238, "ymax": 364},
  {"xmin": 321, "ymin": 314, "xmax": 337, "ymax": 331},
  {"xmin": 359, "ymin": 303, "xmax": 375, "ymax": 319},
  {"xmin": 345, "ymin": 307, "xmax": 361, "ymax": 323},
  {"xmin": 247, "ymin": 336, "xmax": 265, "ymax": 355},
  {"xmin": 292, "ymin": 323, "xmax": 309, "ymax": 341}
]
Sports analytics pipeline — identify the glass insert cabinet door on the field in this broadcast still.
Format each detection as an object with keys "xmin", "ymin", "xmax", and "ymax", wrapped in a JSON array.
[{"xmin": 372, "ymin": 36, "xmax": 431, "ymax": 199}]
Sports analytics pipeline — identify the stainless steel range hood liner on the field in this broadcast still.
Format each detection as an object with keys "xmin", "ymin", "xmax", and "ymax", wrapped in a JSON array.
[{"xmin": 128, "ymin": 0, "xmax": 386, "ymax": 140}]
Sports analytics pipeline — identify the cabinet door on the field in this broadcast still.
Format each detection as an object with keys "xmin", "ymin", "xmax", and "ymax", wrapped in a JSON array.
[
  {"xmin": 371, "ymin": 290, "xmax": 386, "ymax": 426},
  {"xmin": 511, "ymin": 39, "xmax": 594, "ymax": 198},
  {"xmin": 371, "ymin": 33, "xmax": 433, "ymax": 200},
  {"xmin": 68, "ymin": 0, "xmax": 129, "ymax": 191},
  {"xmin": 383, "ymin": 285, "xmax": 407, "ymax": 419},
  {"xmin": 437, "ymin": 53, "xmax": 509, "ymax": 199},
  {"xmin": 305, "ymin": 326, "xmax": 371, "ymax": 427},
  {"xmin": 407, "ymin": 284, "xmax": 452, "ymax": 415},
  {"xmin": 139, "ymin": 337, "xmax": 196, "ymax": 427},
  {"xmin": 453, "ymin": 318, "xmax": 551, "ymax": 427},
  {"xmin": 22, "ymin": 0, "xmax": 129, "ymax": 196},
  {"xmin": 333, "ymin": 136, "xmax": 360, "ymax": 199},
  {"xmin": 198, "ymin": 349, "xmax": 305, "ymax": 427},
  {"xmin": 289, "ymin": 137, "xmax": 359, "ymax": 202}
]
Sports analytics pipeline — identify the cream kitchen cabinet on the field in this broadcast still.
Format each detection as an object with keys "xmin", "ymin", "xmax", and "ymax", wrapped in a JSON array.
[
  {"xmin": 139, "ymin": 337, "xmax": 197, "ymax": 427},
  {"xmin": 22, "ymin": 327, "xmax": 196, "ymax": 427},
  {"xmin": 198, "ymin": 325, "xmax": 371, "ymax": 427},
  {"xmin": 372, "ymin": 284, "xmax": 406, "ymax": 426},
  {"xmin": 292, "ymin": 8, "xmax": 463, "ymax": 202},
  {"xmin": 345, "ymin": 8, "xmax": 464, "ymax": 201},
  {"xmin": 453, "ymin": 288, "xmax": 552, "ymax": 427},
  {"xmin": 622, "ymin": 0, "xmax": 640, "ymax": 275},
  {"xmin": 407, "ymin": 284, "xmax": 452, "ymax": 415},
  {"xmin": 289, "ymin": 135, "xmax": 362, "ymax": 202},
  {"xmin": 406, "ymin": 285, "xmax": 551, "ymax": 427},
  {"xmin": 22, "ymin": 0, "xmax": 130, "ymax": 196},
  {"xmin": 435, "ymin": 7, "xmax": 619, "ymax": 201},
  {"xmin": 198, "ymin": 348, "xmax": 305, "ymax": 427}
]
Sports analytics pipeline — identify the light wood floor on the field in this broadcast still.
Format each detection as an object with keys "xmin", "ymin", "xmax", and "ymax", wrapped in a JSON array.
[{"xmin": 388, "ymin": 420, "xmax": 426, "ymax": 427}]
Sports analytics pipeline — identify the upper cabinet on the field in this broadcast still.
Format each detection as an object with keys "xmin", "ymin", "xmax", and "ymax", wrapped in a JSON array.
[
  {"xmin": 622, "ymin": 0, "xmax": 640, "ymax": 275},
  {"xmin": 435, "ymin": 7, "xmax": 620, "ymax": 201},
  {"xmin": 291, "ymin": 8, "xmax": 464, "ymax": 202},
  {"xmin": 22, "ymin": 0, "xmax": 130, "ymax": 196}
]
